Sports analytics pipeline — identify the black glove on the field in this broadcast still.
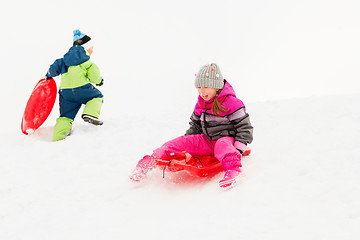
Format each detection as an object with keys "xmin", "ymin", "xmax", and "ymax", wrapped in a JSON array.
[
  {"xmin": 96, "ymin": 78, "xmax": 104, "ymax": 86},
  {"xmin": 45, "ymin": 72, "xmax": 52, "ymax": 80}
]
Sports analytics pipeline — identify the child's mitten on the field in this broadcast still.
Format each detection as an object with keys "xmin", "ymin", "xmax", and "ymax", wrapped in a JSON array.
[
  {"xmin": 45, "ymin": 72, "xmax": 52, "ymax": 80},
  {"xmin": 96, "ymin": 78, "xmax": 104, "ymax": 86},
  {"xmin": 234, "ymin": 141, "xmax": 247, "ymax": 154}
]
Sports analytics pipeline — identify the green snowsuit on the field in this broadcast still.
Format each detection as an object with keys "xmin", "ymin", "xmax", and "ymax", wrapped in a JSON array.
[{"xmin": 47, "ymin": 45, "xmax": 103, "ymax": 141}]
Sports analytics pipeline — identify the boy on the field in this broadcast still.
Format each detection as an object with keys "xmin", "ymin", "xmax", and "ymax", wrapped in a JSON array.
[{"xmin": 46, "ymin": 29, "xmax": 104, "ymax": 141}]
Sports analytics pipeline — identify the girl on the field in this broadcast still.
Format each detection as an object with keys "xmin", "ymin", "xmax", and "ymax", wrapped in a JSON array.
[
  {"xmin": 46, "ymin": 29, "xmax": 104, "ymax": 141},
  {"xmin": 130, "ymin": 63, "xmax": 253, "ymax": 188}
]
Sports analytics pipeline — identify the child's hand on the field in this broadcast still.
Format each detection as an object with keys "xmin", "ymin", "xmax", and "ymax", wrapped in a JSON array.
[
  {"xmin": 96, "ymin": 78, "xmax": 104, "ymax": 86},
  {"xmin": 234, "ymin": 141, "xmax": 247, "ymax": 155},
  {"xmin": 45, "ymin": 72, "xmax": 52, "ymax": 80}
]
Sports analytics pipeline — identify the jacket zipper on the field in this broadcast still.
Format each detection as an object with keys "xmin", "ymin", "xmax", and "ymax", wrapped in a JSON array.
[{"xmin": 203, "ymin": 103, "xmax": 211, "ymax": 140}]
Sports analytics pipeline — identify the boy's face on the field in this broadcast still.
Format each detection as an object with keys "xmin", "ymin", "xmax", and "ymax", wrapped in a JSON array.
[
  {"xmin": 197, "ymin": 87, "xmax": 218, "ymax": 101},
  {"xmin": 87, "ymin": 47, "xmax": 94, "ymax": 55}
]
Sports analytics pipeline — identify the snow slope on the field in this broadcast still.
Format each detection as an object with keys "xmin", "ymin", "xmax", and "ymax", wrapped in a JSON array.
[{"xmin": 1, "ymin": 93, "xmax": 359, "ymax": 240}]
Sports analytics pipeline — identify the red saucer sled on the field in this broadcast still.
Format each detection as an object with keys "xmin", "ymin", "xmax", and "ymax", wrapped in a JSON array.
[
  {"xmin": 155, "ymin": 148, "xmax": 251, "ymax": 177},
  {"xmin": 21, "ymin": 78, "xmax": 57, "ymax": 135}
]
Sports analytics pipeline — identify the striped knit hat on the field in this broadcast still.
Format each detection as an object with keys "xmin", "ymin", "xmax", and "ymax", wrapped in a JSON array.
[
  {"xmin": 73, "ymin": 29, "xmax": 93, "ymax": 50},
  {"xmin": 195, "ymin": 63, "xmax": 224, "ymax": 89}
]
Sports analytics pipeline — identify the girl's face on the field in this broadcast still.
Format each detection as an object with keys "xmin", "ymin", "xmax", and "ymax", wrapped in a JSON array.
[{"xmin": 197, "ymin": 87, "xmax": 218, "ymax": 101}]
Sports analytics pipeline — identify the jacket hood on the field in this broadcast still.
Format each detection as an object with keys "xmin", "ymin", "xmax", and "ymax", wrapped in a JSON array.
[
  {"xmin": 63, "ymin": 45, "xmax": 90, "ymax": 66},
  {"xmin": 195, "ymin": 80, "xmax": 244, "ymax": 116},
  {"xmin": 216, "ymin": 80, "xmax": 237, "ymax": 100}
]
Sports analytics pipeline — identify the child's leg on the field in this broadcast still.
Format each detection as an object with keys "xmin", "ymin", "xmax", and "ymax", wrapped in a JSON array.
[
  {"xmin": 153, "ymin": 134, "xmax": 214, "ymax": 159},
  {"xmin": 213, "ymin": 137, "xmax": 242, "ymax": 171},
  {"xmin": 59, "ymin": 91, "xmax": 82, "ymax": 120},
  {"xmin": 130, "ymin": 134, "xmax": 214, "ymax": 181},
  {"xmin": 71, "ymin": 84, "xmax": 103, "ymax": 119},
  {"xmin": 82, "ymin": 97, "xmax": 103, "ymax": 118},
  {"xmin": 214, "ymin": 137, "xmax": 242, "ymax": 188},
  {"xmin": 52, "ymin": 92, "xmax": 80, "ymax": 141},
  {"xmin": 52, "ymin": 117, "xmax": 73, "ymax": 141},
  {"xmin": 135, "ymin": 134, "xmax": 214, "ymax": 169}
]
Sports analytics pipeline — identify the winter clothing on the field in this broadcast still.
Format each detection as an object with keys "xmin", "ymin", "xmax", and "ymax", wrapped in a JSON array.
[
  {"xmin": 58, "ymin": 84, "xmax": 103, "ymax": 120},
  {"xmin": 45, "ymin": 72, "xmax": 52, "ymax": 80},
  {"xmin": 153, "ymin": 135, "xmax": 242, "ymax": 171},
  {"xmin": 219, "ymin": 169, "xmax": 241, "ymax": 188},
  {"xmin": 96, "ymin": 78, "xmax": 104, "ymax": 87},
  {"xmin": 82, "ymin": 114, "xmax": 103, "ymax": 125},
  {"xmin": 195, "ymin": 63, "xmax": 224, "ymax": 89},
  {"xmin": 47, "ymin": 30, "xmax": 103, "ymax": 141},
  {"xmin": 130, "ymin": 155, "xmax": 154, "ymax": 182},
  {"xmin": 48, "ymin": 46, "xmax": 102, "ymax": 89},
  {"xmin": 52, "ymin": 117, "xmax": 73, "ymax": 141},
  {"xmin": 130, "ymin": 65, "xmax": 253, "ymax": 188},
  {"xmin": 130, "ymin": 167, "xmax": 147, "ymax": 182},
  {"xmin": 130, "ymin": 135, "xmax": 243, "ymax": 182},
  {"xmin": 185, "ymin": 80, "xmax": 253, "ymax": 153},
  {"xmin": 73, "ymin": 29, "xmax": 92, "ymax": 49}
]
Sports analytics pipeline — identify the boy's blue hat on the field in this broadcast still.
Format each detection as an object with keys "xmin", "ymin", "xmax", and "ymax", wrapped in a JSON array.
[{"xmin": 73, "ymin": 29, "xmax": 91, "ymax": 46}]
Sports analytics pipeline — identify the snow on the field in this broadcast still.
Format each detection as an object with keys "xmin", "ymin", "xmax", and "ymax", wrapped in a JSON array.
[{"xmin": 1, "ymin": 0, "xmax": 360, "ymax": 239}]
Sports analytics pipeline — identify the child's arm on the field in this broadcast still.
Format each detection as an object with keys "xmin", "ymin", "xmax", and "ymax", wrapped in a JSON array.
[
  {"xmin": 185, "ymin": 113, "xmax": 202, "ymax": 135},
  {"xmin": 83, "ymin": 60, "xmax": 103, "ymax": 85},
  {"xmin": 47, "ymin": 58, "xmax": 66, "ymax": 78},
  {"xmin": 230, "ymin": 108, "xmax": 253, "ymax": 153}
]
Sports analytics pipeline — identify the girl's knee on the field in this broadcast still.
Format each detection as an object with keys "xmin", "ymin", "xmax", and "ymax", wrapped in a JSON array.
[
  {"xmin": 214, "ymin": 137, "xmax": 235, "ymax": 149},
  {"xmin": 153, "ymin": 134, "xmax": 213, "ymax": 158},
  {"xmin": 214, "ymin": 137, "xmax": 238, "ymax": 160}
]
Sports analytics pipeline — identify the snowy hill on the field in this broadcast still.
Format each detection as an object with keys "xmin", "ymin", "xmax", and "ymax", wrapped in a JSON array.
[{"xmin": 1, "ymin": 93, "xmax": 359, "ymax": 240}]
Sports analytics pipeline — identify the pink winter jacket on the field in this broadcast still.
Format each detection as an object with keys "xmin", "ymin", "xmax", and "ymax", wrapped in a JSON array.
[{"xmin": 185, "ymin": 80, "xmax": 253, "ymax": 153}]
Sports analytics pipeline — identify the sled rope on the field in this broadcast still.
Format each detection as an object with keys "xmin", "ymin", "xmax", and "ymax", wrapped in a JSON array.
[
  {"xmin": 183, "ymin": 152, "xmax": 204, "ymax": 167},
  {"xmin": 162, "ymin": 155, "xmax": 206, "ymax": 178},
  {"xmin": 162, "ymin": 159, "xmax": 173, "ymax": 178},
  {"xmin": 193, "ymin": 156, "xmax": 204, "ymax": 167}
]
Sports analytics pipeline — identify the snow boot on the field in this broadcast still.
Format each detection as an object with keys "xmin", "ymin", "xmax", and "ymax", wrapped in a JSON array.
[
  {"xmin": 82, "ymin": 114, "xmax": 103, "ymax": 125},
  {"xmin": 129, "ymin": 155, "xmax": 154, "ymax": 182},
  {"xmin": 52, "ymin": 117, "xmax": 73, "ymax": 141},
  {"xmin": 129, "ymin": 167, "xmax": 147, "ymax": 182},
  {"xmin": 219, "ymin": 168, "xmax": 241, "ymax": 188},
  {"xmin": 82, "ymin": 97, "xmax": 103, "ymax": 125}
]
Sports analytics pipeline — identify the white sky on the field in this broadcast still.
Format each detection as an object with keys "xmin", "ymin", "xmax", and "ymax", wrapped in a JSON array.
[{"xmin": 1, "ymin": 0, "xmax": 360, "ymax": 104}]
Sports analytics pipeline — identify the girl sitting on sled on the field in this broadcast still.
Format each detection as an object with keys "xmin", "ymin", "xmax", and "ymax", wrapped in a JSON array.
[{"xmin": 130, "ymin": 63, "xmax": 253, "ymax": 188}]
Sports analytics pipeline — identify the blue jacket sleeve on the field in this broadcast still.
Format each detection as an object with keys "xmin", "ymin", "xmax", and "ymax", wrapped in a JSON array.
[{"xmin": 48, "ymin": 58, "xmax": 68, "ymax": 77}]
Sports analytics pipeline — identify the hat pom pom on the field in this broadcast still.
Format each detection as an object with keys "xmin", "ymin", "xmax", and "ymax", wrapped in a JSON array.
[{"xmin": 73, "ymin": 29, "xmax": 82, "ymax": 37}]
